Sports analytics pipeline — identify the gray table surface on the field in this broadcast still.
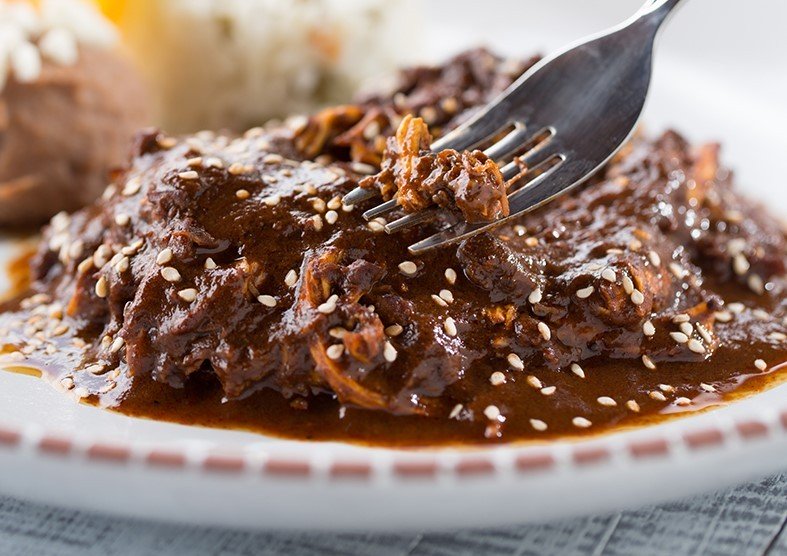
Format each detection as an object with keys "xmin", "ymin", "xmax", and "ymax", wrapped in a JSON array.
[{"xmin": 1, "ymin": 472, "xmax": 785, "ymax": 556}]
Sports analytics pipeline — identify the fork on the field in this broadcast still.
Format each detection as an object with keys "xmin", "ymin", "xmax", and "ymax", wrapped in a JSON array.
[{"xmin": 342, "ymin": 0, "xmax": 686, "ymax": 254}]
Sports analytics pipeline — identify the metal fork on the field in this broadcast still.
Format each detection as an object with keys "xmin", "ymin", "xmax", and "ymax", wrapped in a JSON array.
[{"xmin": 342, "ymin": 0, "xmax": 685, "ymax": 254}]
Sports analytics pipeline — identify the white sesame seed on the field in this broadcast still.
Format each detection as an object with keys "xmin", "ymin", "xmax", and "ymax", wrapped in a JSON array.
[
  {"xmin": 597, "ymin": 396, "xmax": 617, "ymax": 407},
  {"xmin": 748, "ymin": 274, "xmax": 764, "ymax": 294},
  {"xmin": 626, "ymin": 400, "xmax": 641, "ymax": 412},
  {"xmin": 630, "ymin": 289, "xmax": 645, "ymax": 305},
  {"xmin": 77, "ymin": 258, "xmax": 94, "ymax": 274},
  {"xmin": 601, "ymin": 268, "xmax": 617, "ymax": 282},
  {"xmin": 679, "ymin": 322, "xmax": 694, "ymax": 336},
  {"xmin": 714, "ymin": 311, "xmax": 733, "ymax": 323},
  {"xmin": 123, "ymin": 177, "xmax": 142, "ymax": 196},
  {"xmin": 526, "ymin": 375, "xmax": 543, "ymax": 389},
  {"xmin": 204, "ymin": 258, "xmax": 217, "ymax": 270},
  {"xmin": 263, "ymin": 195, "xmax": 281, "ymax": 206},
  {"xmin": 490, "ymin": 371, "xmax": 506, "ymax": 386},
  {"xmin": 572, "ymin": 417, "xmax": 592, "ymax": 428},
  {"xmin": 649, "ymin": 391, "xmax": 667, "ymax": 401},
  {"xmin": 484, "ymin": 405, "xmax": 501, "ymax": 421},
  {"xmin": 114, "ymin": 256, "xmax": 129, "ymax": 273},
  {"xmin": 659, "ymin": 384, "xmax": 676, "ymax": 393},
  {"xmin": 445, "ymin": 268, "xmax": 457, "ymax": 285},
  {"xmin": 443, "ymin": 317, "xmax": 458, "ymax": 337},
  {"xmin": 439, "ymin": 289, "xmax": 454, "ymax": 303},
  {"xmin": 537, "ymin": 321, "xmax": 551, "ymax": 341},
  {"xmin": 398, "ymin": 261, "xmax": 418, "ymax": 276},
  {"xmin": 669, "ymin": 263, "xmax": 687, "ymax": 279},
  {"xmin": 326, "ymin": 344, "xmax": 344, "ymax": 360},
  {"xmin": 385, "ymin": 324, "xmax": 404, "ymax": 337},
  {"xmin": 642, "ymin": 354, "xmax": 656, "ymax": 370},
  {"xmin": 727, "ymin": 302, "xmax": 745, "ymax": 314},
  {"xmin": 178, "ymin": 171, "xmax": 199, "ymax": 180},
  {"xmin": 95, "ymin": 276, "xmax": 108, "ymax": 298},
  {"xmin": 325, "ymin": 210, "xmax": 338, "ymax": 225},
  {"xmin": 507, "ymin": 353, "xmax": 524, "ymax": 371},
  {"xmin": 109, "ymin": 337, "xmax": 125, "ymax": 354},
  {"xmin": 178, "ymin": 288, "xmax": 198, "ymax": 302},
  {"xmin": 258, "ymin": 295, "xmax": 277, "ymax": 307},
  {"xmin": 530, "ymin": 419, "xmax": 548, "ymax": 432},
  {"xmin": 688, "ymin": 339, "xmax": 706, "ymax": 354},
  {"xmin": 700, "ymin": 382, "xmax": 716, "ymax": 393},
  {"xmin": 576, "ymin": 286, "xmax": 594, "ymax": 299},
  {"xmin": 187, "ymin": 157, "xmax": 203, "ymax": 167},
  {"xmin": 670, "ymin": 332, "xmax": 689, "ymax": 344},
  {"xmin": 528, "ymin": 288, "xmax": 543, "ymax": 304},
  {"xmin": 754, "ymin": 359, "xmax": 767, "ymax": 371},
  {"xmin": 329, "ymin": 327, "xmax": 347, "ymax": 339},
  {"xmin": 156, "ymin": 249, "xmax": 174, "ymax": 266},
  {"xmin": 383, "ymin": 341, "xmax": 398, "ymax": 362},
  {"xmin": 317, "ymin": 295, "xmax": 338, "ymax": 314},
  {"xmin": 236, "ymin": 189, "xmax": 251, "ymax": 200},
  {"xmin": 675, "ymin": 397, "xmax": 692, "ymax": 406},
  {"xmin": 753, "ymin": 309, "xmax": 770, "ymax": 321},
  {"xmin": 643, "ymin": 320, "xmax": 656, "ymax": 336},
  {"xmin": 768, "ymin": 332, "xmax": 787, "ymax": 342},
  {"xmin": 161, "ymin": 267, "xmax": 181, "ymax": 283},
  {"xmin": 570, "ymin": 363, "xmax": 585, "ymax": 378},
  {"xmin": 621, "ymin": 275, "xmax": 635, "ymax": 295},
  {"xmin": 367, "ymin": 220, "xmax": 385, "ymax": 232},
  {"xmin": 733, "ymin": 254, "xmax": 750, "ymax": 276},
  {"xmin": 311, "ymin": 214, "xmax": 324, "ymax": 231},
  {"xmin": 540, "ymin": 386, "xmax": 556, "ymax": 396},
  {"xmin": 284, "ymin": 269, "xmax": 298, "ymax": 287},
  {"xmin": 449, "ymin": 404, "xmax": 463, "ymax": 419},
  {"xmin": 431, "ymin": 294, "xmax": 448, "ymax": 308},
  {"xmin": 114, "ymin": 213, "xmax": 131, "ymax": 226},
  {"xmin": 648, "ymin": 251, "xmax": 661, "ymax": 266}
]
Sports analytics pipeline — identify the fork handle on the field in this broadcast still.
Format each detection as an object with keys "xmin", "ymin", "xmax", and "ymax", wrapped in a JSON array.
[{"xmin": 637, "ymin": 0, "xmax": 686, "ymax": 28}]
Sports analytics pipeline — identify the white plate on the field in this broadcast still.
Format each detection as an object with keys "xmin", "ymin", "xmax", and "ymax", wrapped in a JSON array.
[{"xmin": 1, "ymin": 0, "xmax": 786, "ymax": 532}]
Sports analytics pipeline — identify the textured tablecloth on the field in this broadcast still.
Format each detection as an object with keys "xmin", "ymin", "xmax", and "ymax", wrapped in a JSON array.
[{"xmin": 1, "ymin": 473, "xmax": 785, "ymax": 556}]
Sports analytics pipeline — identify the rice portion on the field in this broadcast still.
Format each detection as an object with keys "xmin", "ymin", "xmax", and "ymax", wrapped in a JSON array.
[{"xmin": 119, "ymin": 0, "xmax": 420, "ymax": 133}]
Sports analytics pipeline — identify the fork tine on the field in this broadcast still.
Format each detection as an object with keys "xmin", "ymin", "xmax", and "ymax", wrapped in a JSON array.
[
  {"xmin": 342, "ymin": 186, "xmax": 377, "ymax": 206},
  {"xmin": 362, "ymin": 198, "xmax": 398, "ymax": 220},
  {"xmin": 430, "ymin": 109, "xmax": 511, "ymax": 152},
  {"xmin": 384, "ymin": 209, "xmax": 438, "ymax": 233}
]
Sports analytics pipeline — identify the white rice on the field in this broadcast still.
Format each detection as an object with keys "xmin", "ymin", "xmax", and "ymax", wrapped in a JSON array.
[{"xmin": 120, "ymin": 0, "xmax": 420, "ymax": 133}]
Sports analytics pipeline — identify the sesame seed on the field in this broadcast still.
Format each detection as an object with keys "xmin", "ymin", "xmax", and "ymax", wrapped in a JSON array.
[
  {"xmin": 768, "ymin": 332, "xmax": 787, "ymax": 341},
  {"xmin": 642, "ymin": 355, "xmax": 656, "ymax": 370},
  {"xmin": 326, "ymin": 344, "xmax": 344, "ymax": 360},
  {"xmin": 525, "ymin": 237, "xmax": 538, "ymax": 247},
  {"xmin": 263, "ymin": 195, "xmax": 281, "ymax": 206},
  {"xmin": 228, "ymin": 162, "xmax": 249, "ymax": 175},
  {"xmin": 570, "ymin": 363, "xmax": 585, "ymax": 378},
  {"xmin": 123, "ymin": 177, "xmax": 142, "ymax": 196},
  {"xmin": 490, "ymin": 371, "xmax": 506, "ymax": 386},
  {"xmin": 626, "ymin": 400, "xmax": 641, "ymax": 412},
  {"xmin": 714, "ymin": 311, "xmax": 732, "ymax": 322},
  {"xmin": 115, "ymin": 213, "xmax": 131, "ymax": 226},
  {"xmin": 445, "ymin": 268, "xmax": 457, "ymax": 285},
  {"xmin": 679, "ymin": 322, "xmax": 694, "ymax": 336},
  {"xmin": 385, "ymin": 324, "xmax": 404, "ymax": 336},
  {"xmin": 528, "ymin": 288, "xmax": 543, "ymax": 304},
  {"xmin": 672, "ymin": 314, "xmax": 690, "ymax": 323},
  {"xmin": 205, "ymin": 258, "xmax": 217, "ymax": 270},
  {"xmin": 540, "ymin": 386, "xmax": 556, "ymax": 396},
  {"xmin": 754, "ymin": 359, "xmax": 767, "ymax": 371},
  {"xmin": 530, "ymin": 419, "xmax": 548, "ymax": 431},
  {"xmin": 327, "ymin": 196, "xmax": 342, "ymax": 210},
  {"xmin": 398, "ymin": 261, "xmax": 417, "ymax": 276},
  {"xmin": 688, "ymin": 339, "xmax": 706, "ymax": 354},
  {"xmin": 753, "ymin": 309, "xmax": 770, "ymax": 321},
  {"xmin": 659, "ymin": 384, "xmax": 676, "ymax": 393},
  {"xmin": 329, "ymin": 327, "xmax": 347, "ymax": 339},
  {"xmin": 325, "ymin": 210, "xmax": 338, "ymax": 225},
  {"xmin": 576, "ymin": 285, "xmax": 594, "ymax": 299},
  {"xmin": 311, "ymin": 214, "xmax": 324, "ymax": 231},
  {"xmin": 443, "ymin": 317, "xmax": 457, "ymax": 337},
  {"xmin": 187, "ymin": 157, "xmax": 203, "ymax": 167},
  {"xmin": 572, "ymin": 417, "xmax": 592, "ymax": 428},
  {"xmin": 483, "ymin": 405, "xmax": 501, "ymax": 420},
  {"xmin": 367, "ymin": 220, "xmax": 385, "ymax": 232},
  {"xmin": 649, "ymin": 391, "xmax": 667, "ymax": 401},
  {"xmin": 526, "ymin": 375, "xmax": 543, "ymax": 389},
  {"xmin": 439, "ymin": 289, "xmax": 454, "ymax": 303},
  {"xmin": 114, "ymin": 256, "xmax": 129, "ymax": 273},
  {"xmin": 537, "ymin": 321, "xmax": 551, "ymax": 341},
  {"xmin": 77, "ymin": 258, "xmax": 94, "ymax": 274},
  {"xmin": 507, "ymin": 353, "xmax": 525, "ymax": 371},
  {"xmin": 95, "ymin": 276, "xmax": 108, "ymax": 298},
  {"xmin": 383, "ymin": 341, "xmax": 398, "ymax": 362},
  {"xmin": 161, "ymin": 267, "xmax": 181, "ymax": 283},
  {"xmin": 675, "ymin": 397, "xmax": 692, "ymax": 406},
  {"xmin": 622, "ymin": 275, "xmax": 634, "ymax": 294},
  {"xmin": 733, "ymin": 254, "xmax": 750, "ymax": 275},
  {"xmin": 601, "ymin": 268, "xmax": 617, "ymax": 282},
  {"xmin": 648, "ymin": 251, "xmax": 661, "ymax": 266},
  {"xmin": 670, "ymin": 332, "xmax": 689, "ymax": 344},
  {"xmin": 748, "ymin": 274, "xmax": 764, "ymax": 294},
  {"xmin": 643, "ymin": 320, "xmax": 656, "ymax": 336},
  {"xmin": 669, "ymin": 263, "xmax": 687, "ymax": 279},
  {"xmin": 597, "ymin": 396, "xmax": 617, "ymax": 407},
  {"xmin": 449, "ymin": 404, "xmax": 463, "ymax": 419},
  {"xmin": 236, "ymin": 189, "xmax": 251, "ymax": 199},
  {"xmin": 630, "ymin": 289, "xmax": 645, "ymax": 305},
  {"xmin": 109, "ymin": 337, "xmax": 125, "ymax": 354},
  {"xmin": 258, "ymin": 295, "xmax": 277, "ymax": 307},
  {"xmin": 700, "ymin": 382, "xmax": 716, "ymax": 393},
  {"xmin": 178, "ymin": 288, "xmax": 198, "ymax": 302},
  {"xmin": 728, "ymin": 302, "xmax": 745, "ymax": 314},
  {"xmin": 178, "ymin": 171, "xmax": 199, "ymax": 180},
  {"xmin": 431, "ymin": 294, "xmax": 448, "ymax": 308},
  {"xmin": 284, "ymin": 269, "xmax": 298, "ymax": 287},
  {"xmin": 317, "ymin": 295, "xmax": 338, "ymax": 314}
]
